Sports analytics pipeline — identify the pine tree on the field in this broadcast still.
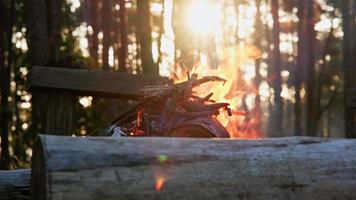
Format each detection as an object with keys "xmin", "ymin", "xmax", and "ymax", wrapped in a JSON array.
[
  {"xmin": 269, "ymin": 0, "xmax": 283, "ymax": 136},
  {"xmin": 342, "ymin": 0, "xmax": 356, "ymax": 137},
  {"xmin": 137, "ymin": 0, "xmax": 158, "ymax": 74},
  {"xmin": 295, "ymin": 0, "xmax": 306, "ymax": 136}
]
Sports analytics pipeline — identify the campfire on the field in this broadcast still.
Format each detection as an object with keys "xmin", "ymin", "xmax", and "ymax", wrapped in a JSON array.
[
  {"xmin": 109, "ymin": 73, "xmax": 260, "ymax": 138},
  {"xmin": 107, "ymin": 44, "xmax": 263, "ymax": 138}
]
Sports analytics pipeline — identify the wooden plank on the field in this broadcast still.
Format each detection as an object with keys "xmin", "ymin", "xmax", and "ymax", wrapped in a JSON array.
[
  {"xmin": 0, "ymin": 169, "xmax": 31, "ymax": 200},
  {"xmin": 347, "ymin": 88, "xmax": 356, "ymax": 109},
  {"xmin": 31, "ymin": 135, "xmax": 356, "ymax": 200},
  {"xmin": 30, "ymin": 66, "xmax": 171, "ymax": 99}
]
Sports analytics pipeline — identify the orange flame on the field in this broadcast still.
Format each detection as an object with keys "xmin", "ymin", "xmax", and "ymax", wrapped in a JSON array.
[
  {"xmin": 172, "ymin": 44, "xmax": 263, "ymax": 138},
  {"xmin": 137, "ymin": 108, "xmax": 144, "ymax": 127}
]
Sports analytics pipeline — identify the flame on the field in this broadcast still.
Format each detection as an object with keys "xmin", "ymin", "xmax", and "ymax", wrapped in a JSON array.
[
  {"xmin": 137, "ymin": 108, "xmax": 144, "ymax": 127},
  {"xmin": 171, "ymin": 44, "xmax": 263, "ymax": 138}
]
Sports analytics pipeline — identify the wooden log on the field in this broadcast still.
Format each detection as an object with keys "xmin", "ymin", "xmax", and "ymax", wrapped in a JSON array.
[
  {"xmin": 0, "ymin": 169, "xmax": 31, "ymax": 200},
  {"xmin": 31, "ymin": 135, "xmax": 356, "ymax": 200},
  {"xmin": 347, "ymin": 88, "xmax": 356, "ymax": 109},
  {"xmin": 164, "ymin": 117, "xmax": 230, "ymax": 138},
  {"xmin": 30, "ymin": 66, "xmax": 170, "ymax": 99}
]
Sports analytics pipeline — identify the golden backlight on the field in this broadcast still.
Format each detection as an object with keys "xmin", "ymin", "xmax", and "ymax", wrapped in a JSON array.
[{"xmin": 185, "ymin": 0, "xmax": 221, "ymax": 34}]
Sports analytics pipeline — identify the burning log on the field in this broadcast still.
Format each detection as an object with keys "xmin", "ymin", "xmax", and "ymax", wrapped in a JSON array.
[
  {"xmin": 108, "ymin": 74, "xmax": 231, "ymax": 138},
  {"xmin": 31, "ymin": 135, "xmax": 356, "ymax": 200}
]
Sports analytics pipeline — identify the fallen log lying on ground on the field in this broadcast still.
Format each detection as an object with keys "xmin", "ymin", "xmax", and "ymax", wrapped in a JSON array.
[
  {"xmin": 0, "ymin": 169, "xmax": 31, "ymax": 200},
  {"xmin": 31, "ymin": 135, "xmax": 356, "ymax": 200}
]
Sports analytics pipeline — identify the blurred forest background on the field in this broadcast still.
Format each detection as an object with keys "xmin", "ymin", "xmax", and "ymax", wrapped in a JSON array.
[{"xmin": 0, "ymin": 0, "xmax": 355, "ymax": 168}]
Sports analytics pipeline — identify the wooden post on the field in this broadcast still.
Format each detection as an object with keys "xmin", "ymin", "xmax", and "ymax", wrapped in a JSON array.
[
  {"xmin": 31, "ymin": 135, "xmax": 356, "ymax": 200},
  {"xmin": 45, "ymin": 91, "xmax": 75, "ymax": 135}
]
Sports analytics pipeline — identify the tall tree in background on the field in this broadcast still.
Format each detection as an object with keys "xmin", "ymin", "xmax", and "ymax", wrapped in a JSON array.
[
  {"xmin": 87, "ymin": 0, "xmax": 100, "ymax": 67},
  {"xmin": 269, "ymin": 0, "xmax": 283, "ymax": 136},
  {"xmin": 254, "ymin": 0, "xmax": 263, "ymax": 133},
  {"xmin": 305, "ymin": 0, "xmax": 317, "ymax": 136},
  {"xmin": 295, "ymin": 0, "xmax": 306, "ymax": 135},
  {"xmin": 137, "ymin": 0, "xmax": 158, "ymax": 75},
  {"xmin": 102, "ymin": 0, "xmax": 113, "ymax": 71},
  {"xmin": 0, "ymin": 0, "xmax": 10, "ymax": 168},
  {"xmin": 48, "ymin": 0, "xmax": 64, "ymax": 62},
  {"xmin": 25, "ymin": 0, "xmax": 49, "ymax": 134},
  {"xmin": 156, "ymin": 0, "xmax": 165, "ymax": 66},
  {"xmin": 342, "ymin": 0, "xmax": 356, "ymax": 137},
  {"xmin": 118, "ymin": 0, "xmax": 127, "ymax": 72}
]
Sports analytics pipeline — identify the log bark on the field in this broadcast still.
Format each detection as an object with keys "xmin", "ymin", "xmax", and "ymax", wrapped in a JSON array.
[
  {"xmin": 31, "ymin": 135, "xmax": 356, "ymax": 200},
  {"xmin": 0, "ymin": 169, "xmax": 31, "ymax": 200}
]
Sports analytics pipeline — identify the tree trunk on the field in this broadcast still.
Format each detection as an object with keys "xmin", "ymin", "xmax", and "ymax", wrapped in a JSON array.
[
  {"xmin": 87, "ymin": 0, "xmax": 99, "ymax": 67},
  {"xmin": 253, "ymin": 0, "xmax": 262, "ymax": 133},
  {"xmin": 118, "ymin": 0, "xmax": 127, "ymax": 72},
  {"xmin": 156, "ymin": 0, "xmax": 164, "ymax": 66},
  {"xmin": 102, "ymin": 0, "xmax": 113, "ymax": 71},
  {"xmin": 0, "ymin": 169, "xmax": 31, "ymax": 200},
  {"xmin": 342, "ymin": 0, "xmax": 356, "ymax": 138},
  {"xmin": 47, "ymin": 0, "xmax": 63, "ymax": 62},
  {"xmin": 137, "ymin": 0, "xmax": 158, "ymax": 75},
  {"xmin": 31, "ymin": 135, "xmax": 356, "ymax": 200},
  {"xmin": 25, "ymin": 0, "xmax": 49, "ymax": 66},
  {"xmin": 0, "ymin": 0, "xmax": 10, "ymax": 169},
  {"xmin": 45, "ymin": 0, "xmax": 74, "ymax": 135},
  {"xmin": 294, "ymin": 0, "xmax": 306, "ymax": 136},
  {"xmin": 268, "ymin": 0, "xmax": 283, "ymax": 136},
  {"xmin": 305, "ymin": 0, "xmax": 317, "ymax": 136},
  {"xmin": 25, "ymin": 0, "xmax": 49, "ymax": 134}
]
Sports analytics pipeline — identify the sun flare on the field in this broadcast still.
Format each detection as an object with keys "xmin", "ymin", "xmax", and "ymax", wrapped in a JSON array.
[{"xmin": 185, "ymin": 1, "xmax": 221, "ymax": 34}]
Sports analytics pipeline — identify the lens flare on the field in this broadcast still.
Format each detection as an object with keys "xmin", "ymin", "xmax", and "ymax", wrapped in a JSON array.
[{"xmin": 155, "ymin": 176, "xmax": 165, "ymax": 191}]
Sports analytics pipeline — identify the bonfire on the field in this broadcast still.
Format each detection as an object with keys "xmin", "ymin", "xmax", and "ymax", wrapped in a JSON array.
[{"xmin": 107, "ymin": 72, "xmax": 249, "ymax": 138}]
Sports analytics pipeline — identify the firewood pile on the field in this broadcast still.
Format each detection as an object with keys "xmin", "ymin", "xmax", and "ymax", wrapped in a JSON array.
[{"xmin": 107, "ymin": 73, "xmax": 241, "ymax": 138}]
